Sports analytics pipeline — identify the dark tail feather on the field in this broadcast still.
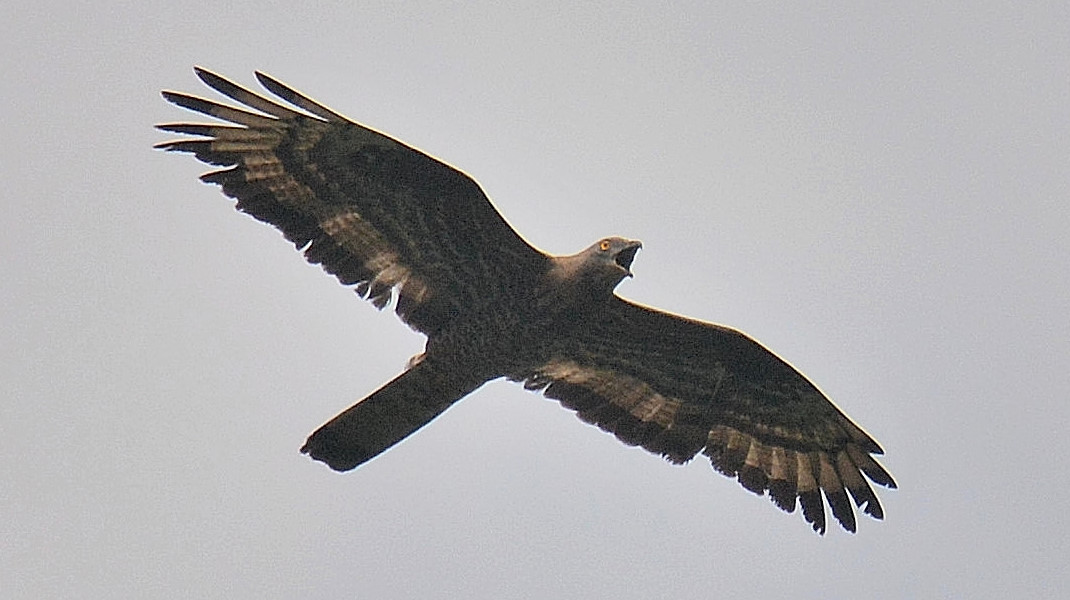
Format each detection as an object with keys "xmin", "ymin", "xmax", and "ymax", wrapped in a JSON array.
[{"xmin": 301, "ymin": 360, "xmax": 484, "ymax": 471}]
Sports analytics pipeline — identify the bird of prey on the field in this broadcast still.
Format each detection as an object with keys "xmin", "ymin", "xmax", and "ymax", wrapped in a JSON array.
[{"xmin": 157, "ymin": 67, "xmax": 895, "ymax": 534}]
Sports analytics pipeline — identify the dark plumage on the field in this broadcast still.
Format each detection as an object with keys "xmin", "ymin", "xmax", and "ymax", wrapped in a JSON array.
[{"xmin": 158, "ymin": 67, "xmax": 895, "ymax": 534}]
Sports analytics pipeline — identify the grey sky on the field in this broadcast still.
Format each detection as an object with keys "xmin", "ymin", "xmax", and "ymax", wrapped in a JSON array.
[{"xmin": 4, "ymin": 1, "xmax": 1069, "ymax": 598}]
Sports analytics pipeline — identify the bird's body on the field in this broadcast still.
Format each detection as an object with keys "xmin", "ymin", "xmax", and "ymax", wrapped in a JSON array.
[{"xmin": 158, "ymin": 68, "xmax": 895, "ymax": 534}]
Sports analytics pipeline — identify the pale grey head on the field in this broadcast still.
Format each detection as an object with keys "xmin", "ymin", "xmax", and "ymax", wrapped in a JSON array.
[{"xmin": 550, "ymin": 237, "xmax": 643, "ymax": 293}]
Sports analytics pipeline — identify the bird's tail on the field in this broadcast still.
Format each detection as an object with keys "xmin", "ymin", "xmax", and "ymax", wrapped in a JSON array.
[{"xmin": 301, "ymin": 358, "xmax": 485, "ymax": 471}]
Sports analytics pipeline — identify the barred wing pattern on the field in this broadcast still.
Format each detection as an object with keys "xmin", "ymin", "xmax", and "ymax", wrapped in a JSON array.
[
  {"xmin": 515, "ymin": 297, "xmax": 896, "ymax": 533},
  {"xmin": 157, "ymin": 68, "xmax": 547, "ymax": 335}
]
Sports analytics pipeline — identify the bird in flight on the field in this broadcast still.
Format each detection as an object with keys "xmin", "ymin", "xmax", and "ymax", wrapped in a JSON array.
[{"xmin": 157, "ymin": 67, "xmax": 895, "ymax": 534}]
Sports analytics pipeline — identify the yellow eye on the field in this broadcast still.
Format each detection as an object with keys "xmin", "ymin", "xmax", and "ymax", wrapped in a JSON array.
[{"xmin": 599, "ymin": 240, "xmax": 611, "ymax": 251}]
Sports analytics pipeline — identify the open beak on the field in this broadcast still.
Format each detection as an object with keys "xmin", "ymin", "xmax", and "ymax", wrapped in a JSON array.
[{"xmin": 614, "ymin": 241, "xmax": 642, "ymax": 276}]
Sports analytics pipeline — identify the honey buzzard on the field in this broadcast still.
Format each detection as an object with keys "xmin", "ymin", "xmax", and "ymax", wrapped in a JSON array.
[{"xmin": 157, "ymin": 68, "xmax": 895, "ymax": 534}]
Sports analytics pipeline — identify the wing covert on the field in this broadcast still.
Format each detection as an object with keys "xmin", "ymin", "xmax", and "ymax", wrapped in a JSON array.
[{"xmin": 157, "ymin": 67, "xmax": 548, "ymax": 335}]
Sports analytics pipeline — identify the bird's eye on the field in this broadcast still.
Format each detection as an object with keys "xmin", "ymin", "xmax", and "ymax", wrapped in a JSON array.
[{"xmin": 599, "ymin": 240, "xmax": 611, "ymax": 251}]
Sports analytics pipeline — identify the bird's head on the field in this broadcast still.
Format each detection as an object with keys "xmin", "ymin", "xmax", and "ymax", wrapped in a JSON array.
[
  {"xmin": 548, "ymin": 237, "xmax": 642, "ymax": 297},
  {"xmin": 585, "ymin": 236, "xmax": 643, "ymax": 284}
]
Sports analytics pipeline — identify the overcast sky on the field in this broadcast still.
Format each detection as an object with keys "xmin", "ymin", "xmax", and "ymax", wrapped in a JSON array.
[{"xmin": 4, "ymin": 2, "xmax": 1069, "ymax": 598}]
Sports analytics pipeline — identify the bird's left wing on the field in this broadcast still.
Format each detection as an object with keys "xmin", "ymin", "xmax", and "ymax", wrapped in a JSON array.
[
  {"xmin": 511, "ymin": 297, "xmax": 896, "ymax": 534},
  {"xmin": 157, "ymin": 68, "xmax": 548, "ymax": 335}
]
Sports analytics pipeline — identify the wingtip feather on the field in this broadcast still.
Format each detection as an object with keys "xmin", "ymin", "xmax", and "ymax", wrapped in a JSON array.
[{"xmin": 255, "ymin": 70, "xmax": 349, "ymax": 122}]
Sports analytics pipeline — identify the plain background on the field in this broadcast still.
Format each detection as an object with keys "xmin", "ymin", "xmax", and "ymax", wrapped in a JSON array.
[{"xmin": 4, "ymin": 2, "xmax": 1068, "ymax": 598}]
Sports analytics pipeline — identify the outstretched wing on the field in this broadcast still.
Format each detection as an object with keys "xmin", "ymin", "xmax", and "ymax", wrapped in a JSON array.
[
  {"xmin": 157, "ymin": 67, "xmax": 548, "ymax": 335},
  {"xmin": 513, "ymin": 297, "xmax": 896, "ymax": 534}
]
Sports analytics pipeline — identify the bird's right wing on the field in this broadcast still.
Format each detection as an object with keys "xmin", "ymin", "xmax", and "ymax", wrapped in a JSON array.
[{"xmin": 157, "ymin": 68, "xmax": 548, "ymax": 335}]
